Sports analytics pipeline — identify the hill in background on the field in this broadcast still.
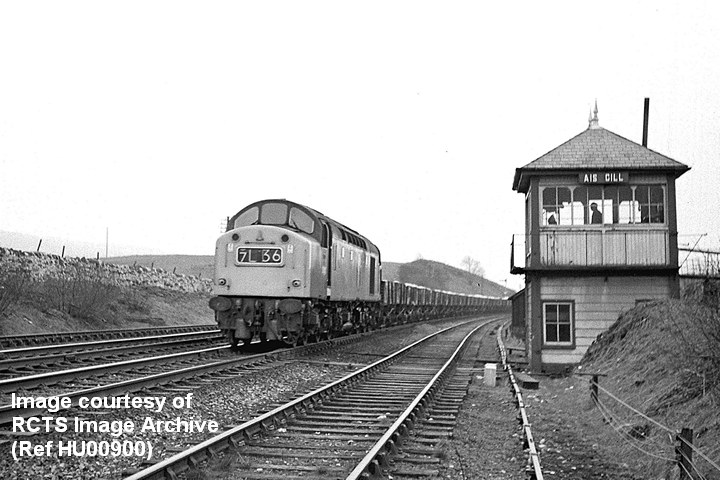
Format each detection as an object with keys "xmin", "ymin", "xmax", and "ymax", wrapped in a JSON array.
[
  {"xmin": 383, "ymin": 259, "xmax": 514, "ymax": 298},
  {"xmin": 106, "ymin": 255, "xmax": 514, "ymax": 298}
]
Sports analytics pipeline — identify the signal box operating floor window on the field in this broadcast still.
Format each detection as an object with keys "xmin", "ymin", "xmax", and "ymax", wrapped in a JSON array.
[{"xmin": 543, "ymin": 301, "xmax": 574, "ymax": 347}]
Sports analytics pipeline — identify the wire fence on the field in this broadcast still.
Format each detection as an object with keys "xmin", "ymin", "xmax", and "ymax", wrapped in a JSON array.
[{"xmin": 589, "ymin": 375, "xmax": 720, "ymax": 479}]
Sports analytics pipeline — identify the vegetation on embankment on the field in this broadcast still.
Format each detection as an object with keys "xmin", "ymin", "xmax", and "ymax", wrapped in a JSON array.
[
  {"xmin": 576, "ymin": 281, "xmax": 720, "ymax": 478},
  {"xmin": 0, "ymin": 249, "xmax": 510, "ymax": 337},
  {"xmin": 0, "ymin": 248, "xmax": 212, "ymax": 336}
]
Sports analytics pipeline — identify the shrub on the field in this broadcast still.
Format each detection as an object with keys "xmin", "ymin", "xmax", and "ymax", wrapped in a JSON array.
[
  {"xmin": 669, "ymin": 295, "xmax": 720, "ymax": 403},
  {"xmin": 35, "ymin": 264, "xmax": 119, "ymax": 320},
  {"xmin": 0, "ymin": 269, "xmax": 29, "ymax": 317}
]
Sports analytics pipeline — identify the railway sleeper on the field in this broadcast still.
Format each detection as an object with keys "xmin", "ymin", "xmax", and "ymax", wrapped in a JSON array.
[
  {"xmin": 394, "ymin": 454, "xmax": 441, "ymax": 465},
  {"xmin": 399, "ymin": 445, "xmax": 446, "ymax": 456},
  {"xmin": 248, "ymin": 436, "xmax": 375, "ymax": 447},
  {"xmin": 389, "ymin": 467, "xmax": 440, "ymax": 478},
  {"xmin": 298, "ymin": 413, "xmax": 397, "ymax": 423},
  {"xmin": 223, "ymin": 447, "xmax": 363, "ymax": 461},
  {"xmin": 284, "ymin": 425, "xmax": 387, "ymax": 435}
]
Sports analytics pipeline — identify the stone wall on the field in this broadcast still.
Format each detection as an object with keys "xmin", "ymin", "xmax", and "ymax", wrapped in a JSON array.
[{"xmin": 0, "ymin": 247, "xmax": 212, "ymax": 293}]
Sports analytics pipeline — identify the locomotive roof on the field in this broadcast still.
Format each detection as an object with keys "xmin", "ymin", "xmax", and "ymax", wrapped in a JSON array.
[{"xmin": 232, "ymin": 199, "xmax": 380, "ymax": 255}]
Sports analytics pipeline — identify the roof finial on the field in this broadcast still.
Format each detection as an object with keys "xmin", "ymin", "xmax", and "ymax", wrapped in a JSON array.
[{"xmin": 588, "ymin": 99, "xmax": 600, "ymax": 129}]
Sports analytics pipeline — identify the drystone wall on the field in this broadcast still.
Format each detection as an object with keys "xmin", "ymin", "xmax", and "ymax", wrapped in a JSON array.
[{"xmin": 0, "ymin": 247, "xmax": 212, "ymax": 293}]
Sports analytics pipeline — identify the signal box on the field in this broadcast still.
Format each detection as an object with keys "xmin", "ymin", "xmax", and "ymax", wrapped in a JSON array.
[{"xmin": 510, "ymin": 106, "xmax": 689, "ymax": 372}]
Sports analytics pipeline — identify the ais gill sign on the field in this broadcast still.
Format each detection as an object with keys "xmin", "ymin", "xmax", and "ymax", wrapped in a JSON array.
[{"xmin": 579, "ymin": 172, "xmax": 629, "ymax": 184}]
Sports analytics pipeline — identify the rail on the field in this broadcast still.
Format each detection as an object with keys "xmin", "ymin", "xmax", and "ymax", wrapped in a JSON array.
[{"xmin": 498, "ymin": 325, "xmax": 544, "ymax": 480}]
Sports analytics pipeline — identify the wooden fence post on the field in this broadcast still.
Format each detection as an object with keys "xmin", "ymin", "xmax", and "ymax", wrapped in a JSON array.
[
  {"xmin": 590, "ymin": 375, "xmax": 599, "ymax": 406},
  {"xmin": 676, "ymin": 427, "xmax": 693, "ymax": 479}
]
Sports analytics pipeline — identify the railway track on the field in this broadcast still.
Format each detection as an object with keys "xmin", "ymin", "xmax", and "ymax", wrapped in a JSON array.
[
  {"xmin": 124, "ymin": 316, "xmax": 502, "ymax": 480},
  {"xmin": 1, "ymin": 314, "xmax": 517, "ymax": 480},
  {"xmin": 0, "ymin": 330, "xmax": 225, "ymax": 375},
  {"xmin": 0, "ymin": 321, "xmax": 390, "ymax": 426},
  {"xmin": 0, "ymin": 345, "xmax": 233, "ymax": 425},
  {"xmin": 0, "ymin": 324, "xmax": 218, "ymax": 349}
]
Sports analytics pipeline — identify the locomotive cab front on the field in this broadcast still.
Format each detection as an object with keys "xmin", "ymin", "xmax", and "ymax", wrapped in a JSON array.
[{"xmin": 210, "ymin": 200, "xmax": 327, "ymax": 345}]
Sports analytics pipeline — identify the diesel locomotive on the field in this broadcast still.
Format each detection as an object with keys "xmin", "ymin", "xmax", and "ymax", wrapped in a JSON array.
[{"xmin": 208, "ymin": 199, "xmax": 508, "ymax": 346}]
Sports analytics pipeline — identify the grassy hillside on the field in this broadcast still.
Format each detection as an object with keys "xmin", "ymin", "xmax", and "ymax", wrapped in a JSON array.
[
  {"xmin": 577, "ymin": 295, "xmax": 720, "ymax": 477},
  {"xmin": 383, "ymin": 259, "xmax": 514, "ymax": 298}
]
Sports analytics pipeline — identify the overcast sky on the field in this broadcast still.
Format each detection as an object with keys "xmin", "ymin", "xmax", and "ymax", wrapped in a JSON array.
[{"xmin": 1, "ymin": 1, "xmax": 719, "ymax": 290}]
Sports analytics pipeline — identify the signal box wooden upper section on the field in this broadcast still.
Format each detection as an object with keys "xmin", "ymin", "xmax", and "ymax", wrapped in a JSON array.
[{"xmin": 511, "ymin": 125, "xmax": 689, "ymax": 274}]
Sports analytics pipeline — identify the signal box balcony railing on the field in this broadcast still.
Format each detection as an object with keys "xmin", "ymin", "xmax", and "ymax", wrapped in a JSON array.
[{"xmin": 510, "ymin": 229, "xmax": 673, "ymax": 273}]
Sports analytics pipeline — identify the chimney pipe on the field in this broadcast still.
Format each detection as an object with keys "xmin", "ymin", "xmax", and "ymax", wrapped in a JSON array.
[{"xmin": 642, "ymin": 98, "xmax": 650, "ymax": 147}]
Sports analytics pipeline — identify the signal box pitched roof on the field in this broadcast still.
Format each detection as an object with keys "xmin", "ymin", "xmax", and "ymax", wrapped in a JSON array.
[{"xmin": 512, "ymin": 126, "xmax": 690, "ymax": 193}]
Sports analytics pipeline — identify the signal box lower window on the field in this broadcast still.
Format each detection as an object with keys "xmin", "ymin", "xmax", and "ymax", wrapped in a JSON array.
[{"xmin": 543, "ymin": 302, "xmax": 574, "ymax": 347}]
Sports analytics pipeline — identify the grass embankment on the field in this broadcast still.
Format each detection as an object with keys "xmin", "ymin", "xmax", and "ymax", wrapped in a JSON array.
[
  {"xmin": 579, "ymin": 298, "xmax": 720, "ymax": 478},
  {"xmin": 521, "ymin": 291, "xmax": 719, "ymax": 479},
  {"xmin": 0, "ymin": 278, "xmax": 212, "ymax": 337}
]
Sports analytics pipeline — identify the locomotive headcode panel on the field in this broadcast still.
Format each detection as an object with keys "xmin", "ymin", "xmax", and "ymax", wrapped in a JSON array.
[{"xmin": 236, "ymin": 247, "xmax": 284, "ymax": 265}]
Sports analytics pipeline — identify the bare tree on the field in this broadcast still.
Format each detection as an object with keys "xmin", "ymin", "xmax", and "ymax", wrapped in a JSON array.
[{"xmin": 461, "ymin": 256, "xmax": 485, "ymax": 277}]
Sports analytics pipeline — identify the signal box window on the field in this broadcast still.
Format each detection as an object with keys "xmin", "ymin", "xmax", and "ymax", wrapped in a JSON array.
[
  {"xmin": 542, "ymin": 187, "xmax": 571, "ymax": 225},
  {"xmin": 606, "ymin": 186, "xmax": 635, "ymax": 224},
  {"xmin": 541, "ymin": 185, "xmax": 665, "ymax": 226},
  {"xmin": 635, "ymin": 186, "xmax": 665, "ymax": 223},
  {"xmin": 543, "ymin": 302, "xmax": 574, "ymax": 347}
]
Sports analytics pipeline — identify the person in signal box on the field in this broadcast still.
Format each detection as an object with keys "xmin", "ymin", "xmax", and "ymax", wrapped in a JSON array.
[{"xmin": 590, "ymin": 202, "xmax": 602, "ymax": 224}]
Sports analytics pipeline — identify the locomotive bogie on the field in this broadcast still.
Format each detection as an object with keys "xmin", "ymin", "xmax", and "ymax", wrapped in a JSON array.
[{"xmin": 212, "ymin": 296, "xmax": 320, "ymax": 345}]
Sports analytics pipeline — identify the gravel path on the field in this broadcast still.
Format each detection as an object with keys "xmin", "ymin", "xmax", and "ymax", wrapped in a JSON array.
[{"xmin": 435, "ymin": 328, "xmax": 527, "ymax": 479}]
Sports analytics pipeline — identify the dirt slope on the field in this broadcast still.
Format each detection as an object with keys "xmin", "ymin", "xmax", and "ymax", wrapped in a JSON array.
[{"xmin": 520, "ymin": 297, "xmax": 719, "ymax": 479}]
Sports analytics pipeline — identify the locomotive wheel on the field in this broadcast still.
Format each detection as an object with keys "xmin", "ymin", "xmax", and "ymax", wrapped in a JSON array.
[
  {"xmin": 225, "ymin": 330, "xmax": 240, "ymax": 349},
  {"xmin": 281, "ymin": 331, "xmax": 302, "ymax": 347}
]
